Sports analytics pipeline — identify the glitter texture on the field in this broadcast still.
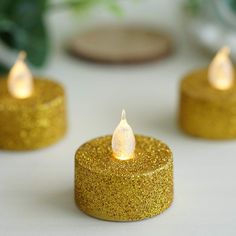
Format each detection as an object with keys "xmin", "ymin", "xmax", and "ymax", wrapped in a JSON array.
[
  {"xmin": 75, "ymin": 135, "xmax": 173, "ymax": 221},
  {"xmin": 0, "ymin": 78, "xmax": 67, "ymax": 150},
  {"xmin": 179, "ymin": 68, "xmax": 236, "ymax": 139}
]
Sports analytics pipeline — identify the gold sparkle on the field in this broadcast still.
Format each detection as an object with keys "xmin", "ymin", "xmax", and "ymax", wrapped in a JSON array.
[
  {"xmin": 179, "ymin": 68, "xmax": 236, "ymax": 139},
  {"xmin": 0, "ymin": 78, "xmax": 67, "ymax": 150},
  {"xmin": 75, "ymin": 135, "xmax": 174, "ymax": 221}
]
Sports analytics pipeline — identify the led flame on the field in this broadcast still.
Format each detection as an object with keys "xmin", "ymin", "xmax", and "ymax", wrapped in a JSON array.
[
  {"xmin": 208, "ymin": 46, "xmax": 234, "ymax": 90},
  {"xmin": 8, "ymin": 51, "xmax": 33, "ymax": 99},
  {"xmin": 112, "ymin": 110, "xmax": 135, "ymax": 160}
]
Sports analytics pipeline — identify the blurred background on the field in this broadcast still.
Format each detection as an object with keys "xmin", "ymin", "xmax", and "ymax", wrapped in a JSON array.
[
  {"xmin": 1, "ymin": 0, "xmax": 236, "ymax": 71},
  {"xmin": 1, "ymin": 1, "xmax": 236, "ymax": 235}
]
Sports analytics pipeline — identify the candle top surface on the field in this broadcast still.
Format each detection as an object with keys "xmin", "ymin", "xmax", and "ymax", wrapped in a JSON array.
[
  {"xmin": 181, "ymin": 68, "xmax": 236, "ymax": 103},
  {"xmin": 0, "ymin": 78, "xmax": 64, "ymax": 109},
  {"xmin": 75, "ymin": 135, "xmax": 172, "ymax": 176}
]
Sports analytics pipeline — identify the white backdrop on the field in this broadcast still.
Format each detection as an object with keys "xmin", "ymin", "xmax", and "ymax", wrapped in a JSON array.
[{"xmin": 0, "ymin": 1, "xmax": 236, "ymax": 235}]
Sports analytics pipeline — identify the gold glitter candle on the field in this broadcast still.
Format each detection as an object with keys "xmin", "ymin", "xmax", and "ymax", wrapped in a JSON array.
[
  {"xmin": 179, "ymin": 47, "xmax": 236, "ymax": 139},
  {"xmin": 0, "ymin": 52, "xmax": 67, "ymax": 150},
  {"xmin": 75, "ymin": 111, "xmax": 173, "ymax": 221}
]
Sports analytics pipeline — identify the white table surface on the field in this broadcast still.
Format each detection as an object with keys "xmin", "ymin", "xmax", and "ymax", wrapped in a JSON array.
[{"xmin": 1, "ymin": 1, "xmax": 236, "ymax": 235}]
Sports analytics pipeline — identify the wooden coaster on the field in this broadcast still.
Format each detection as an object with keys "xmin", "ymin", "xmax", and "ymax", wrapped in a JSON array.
[{"xmin": 69, "ymin": 26, "xmax": 172, "ymax": 64}]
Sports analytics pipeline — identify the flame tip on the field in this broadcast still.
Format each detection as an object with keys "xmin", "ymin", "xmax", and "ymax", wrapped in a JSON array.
[
  {"xmin": 220, "ymin": 46, "xmax": 230, "ymax": 55},
  {"xmin": 121, "ymin": 109, "xmax": 126, "ymax": 120},
  {"xmin": 18, "ymin": 51, "xmax": 27, "ymax": 61}
]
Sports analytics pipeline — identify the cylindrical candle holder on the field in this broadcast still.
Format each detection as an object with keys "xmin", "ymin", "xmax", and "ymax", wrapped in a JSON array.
[
  {"xmin": 75, "ymin": 135, "xmax": 173, "ymax": 221},
  {"xmin": 0, "ymin": 78, "xmax": 67, "ymax": 150},
  {"xmin": 179, "ymin": 68, "xmax": 236, "ymax": 139}
]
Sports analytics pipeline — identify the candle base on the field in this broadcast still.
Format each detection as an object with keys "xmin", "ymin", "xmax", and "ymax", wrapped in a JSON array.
[
  {"xmin": 179, "ymin": 68, "xmax": 236, "ymax": 139},
  {"xmin": 75, "ymin": 135, "xmax": 173, "ymax": 221},
  {"xmin": 0, "ymin": 78, "xmax": 67, "ymax": 150}
]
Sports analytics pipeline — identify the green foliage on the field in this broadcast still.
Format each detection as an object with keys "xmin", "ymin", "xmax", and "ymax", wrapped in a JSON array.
[
  {"xmin": 185, "ymin": 0, "xmax": 236, "ymax": 15},
  {"xmin": 50, "ymin": 0, "xmax": 123, "ymax": 16},
  {"xmin": 0, "ymin": 62, "xmax": 9, "ymax": 75},
  {"xmin": 184, "ymin": 0, "xmax": 203, "ymax": 15},
  {"xmin": 105, "ymin": 1, "xmax": 123, "ymax": 16},
  {"xmin": 0, "ymin": 0, "xmax": 48, "ymax": 72},
  {"xmin": 0, "ymin": 0, "xmax": 121, "ymax": 74},
  {"xmin": 227, "ymin": 0, "xmax": 236, "ymax": 13}
]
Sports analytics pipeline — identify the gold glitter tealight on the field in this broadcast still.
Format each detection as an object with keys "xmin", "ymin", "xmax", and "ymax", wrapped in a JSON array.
[
  {"xmin": 0, "ymin": 52, "xmax": 67, "ymax": 150},
  {"xmin": 75, "ymin": 110, "xmax": 174, "ymax": 221},
  {"xmin": 179, "ymin": 46, "xmax": 236, "ymax": 139}
]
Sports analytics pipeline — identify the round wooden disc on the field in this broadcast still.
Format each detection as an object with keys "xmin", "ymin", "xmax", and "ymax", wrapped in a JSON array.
[{"xmin": 69, "ymin": 26, "xmax": 172, "ymax": 64}]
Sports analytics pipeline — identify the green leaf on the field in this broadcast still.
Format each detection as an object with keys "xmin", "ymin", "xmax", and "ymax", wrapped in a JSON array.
[
  {"xmin": 0, "ymin": 0, "xmax": 12, "ymax": 14},
  {"xmin": 57, "ymin": 0, "xmax": 122, "ymax": 16},
  {"xmin": 184, "ymin": 0, "xmax": 203, "ymax": 15},
  {"xmin": 105, "ymin": 2, "xmax": 123, "ymax": 16},
  {"xmin": 13, "ymin": 20, "xmax": 49, "ymax": 66},
  {"xmin": 8, "ymin": 0, "xmax": 47, "ymax": 29},
  {"xmin": 69, "ymin": 0, "xmax": 101, "ymax": 14},
  {"xmin": 0, "ymin": 0, "xmax": 49, "ymax": 67},
  {"xmin": 0, "ymin": 31, "xmax": 15, "ymax": 47},
  {"xmin": 227, "ymin": 0, "xmax": 236, "ymax": 13},
  {"xmin": 0, "ymin": 16, "xmax": 14, "ymax": 31},
  {"xmin": 0, "ymin": 62, "xmax": 9, "ymax": 76}
]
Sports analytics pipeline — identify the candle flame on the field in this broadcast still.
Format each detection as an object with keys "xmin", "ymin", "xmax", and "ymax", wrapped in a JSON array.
[
  {"xmin": 208, "ymin": 46, "xmax": 234, "ymax": 90},
  {"xmin": 112, "ymin": 110, "xmax": 135, "ymax": 160},
  {"xmin": 8, "ymin": 51, "xmax": 33, "ymax": 99}
]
